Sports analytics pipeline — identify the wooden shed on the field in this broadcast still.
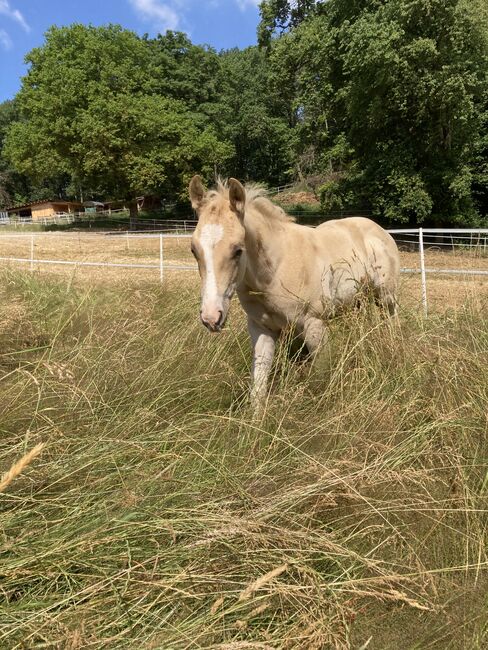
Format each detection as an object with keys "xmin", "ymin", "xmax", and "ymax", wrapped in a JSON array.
[{"xmin": 7, "ymin": 200, "xmax": 82, "ymax": 220}]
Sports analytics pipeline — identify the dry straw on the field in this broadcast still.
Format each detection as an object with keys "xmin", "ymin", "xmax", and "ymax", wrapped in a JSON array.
[
  {"xmin": 210, "ymin": 596, "xmax": 225, "ymax": 615},
  {"xmin": 238, "ymin": 564, "xmax": 288, "ymax": 602},
  {"xmin": 0, "ymin": 443, "xmax": 45, "ymax": 493}
]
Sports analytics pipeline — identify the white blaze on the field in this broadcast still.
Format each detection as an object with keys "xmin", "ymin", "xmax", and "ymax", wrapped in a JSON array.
[{"xmin": 200, "ymin": 224, "xmax": 224, "ymax": 310}]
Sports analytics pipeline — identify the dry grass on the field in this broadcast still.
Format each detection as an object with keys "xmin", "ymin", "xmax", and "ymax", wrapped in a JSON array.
[
  {"xmin": 0, "ymin": 443, "xmax": 45, "ymax": 493},
  {"xmin": 274, "ymin": 192, "xmax": 320, "ymax": 207},
  {"xmin": 0, "ymin": 231, "xmax": 194, "ymax": 266},
  {"xmin": 0, "ymin": 232, "xmax": 487, "ymax": 310},
  {"xmin": 0, "ymin": 260, "xmax": 487, "ymax": 649}
]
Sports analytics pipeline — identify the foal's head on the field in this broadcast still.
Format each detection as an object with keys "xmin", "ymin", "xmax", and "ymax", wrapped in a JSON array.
[{"xmin": 189, "ymin": 176, "xmax": 247, "ymax": 332}]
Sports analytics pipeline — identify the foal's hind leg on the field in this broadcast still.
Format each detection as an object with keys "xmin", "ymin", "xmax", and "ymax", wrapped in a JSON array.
[{"xmin": 375, "ymin": 285, "xmax": 399, "ymax": 318}]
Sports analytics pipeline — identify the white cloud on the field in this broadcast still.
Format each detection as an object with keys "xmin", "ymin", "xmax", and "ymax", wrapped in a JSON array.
[
  {"xmin": 209, "ymin": 0, "xmax": 260, "ymax": 9},
  {"xmin": 128, "ymin": 0, "xmax": 260, "ymax": 34},
  {"xmin": 129, "ymin": 0, "xmax": 180, "ymax": 32},
  {"xmin": 0, "ymin": 0, "xmax": 30, "ymax": 32},
  {"xmin": 235, "ymin": 0, "xmax": 261, "ymax": 10},
  {"xmin": 0, "ymin": 27, "xmax": 12, "ymax": 50}
]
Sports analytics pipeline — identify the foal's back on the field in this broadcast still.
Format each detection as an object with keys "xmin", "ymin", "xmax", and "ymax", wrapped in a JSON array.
[{"xmin": 315, "ymin": 216, "xmax": 398, "ymax": 268}]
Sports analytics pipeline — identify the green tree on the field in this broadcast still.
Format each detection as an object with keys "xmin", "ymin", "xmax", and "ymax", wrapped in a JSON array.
[
  {"xmin": 4, "ymin": 25, "xmax": 232, "ymax": 206},
  {"xmin": 262, "ymin": 0, "xmax": 488, "ymax": 224},
  {"xmin": 146, "ymin": 31, "xmax": 220, "ymax": 114},
  {"xmin": 0, "ymin": 100, "xmax": 35, "ymax": 208},
  {"xmin": 258, "ymin": 1, "xmax": 318, "ymax": 46},
  {"xmin": 216, "ymin": 46, "xmax": 292, "ymax": 185},
  {"xmin": 0, "ymin": 101, "xmax": 17, "ymax": 207}
]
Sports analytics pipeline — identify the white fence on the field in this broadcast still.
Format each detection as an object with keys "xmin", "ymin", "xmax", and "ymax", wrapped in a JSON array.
[
  {"xmin": 0, "ymin": 210, "xmax": 199, "ymax": 231},
  {"xmin": 0, "ymin": 228, "xmax": 486, "ymax": 313},
  {"xmin": 388, "ymin": 228, "xmax": 488, "ymax": 314},
  {"xmin": 0, "ymin": 182, "xmax": 304, "ymax": 229},
  {"xmin": 0, "ymin": 209, "xmax": 123, "ymax": 227},
  {"xmin": 0, "ymin": 181, "xmax": 298, "ymax": 229},
  {"xmin": 0, "ymin": 232, "xmax": 196, "ymax": 280}
]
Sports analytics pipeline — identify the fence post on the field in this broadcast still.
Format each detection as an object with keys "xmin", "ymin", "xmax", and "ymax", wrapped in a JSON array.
[
  {"xmin": 419, "ymin": 227, "xmax": 427, "ymax": 316},
  {"xmin": 30, "ymin": 234, "xmax": 35, "ymax": 272},
  {"xmin": 159, "ymin": 233, "xmax": 164, "ymax": 284}
]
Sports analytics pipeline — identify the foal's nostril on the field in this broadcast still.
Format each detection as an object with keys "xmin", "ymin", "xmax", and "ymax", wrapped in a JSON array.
[{"xmin": 200, "ymin": 310, "xmax": 224, "ymax": 331}]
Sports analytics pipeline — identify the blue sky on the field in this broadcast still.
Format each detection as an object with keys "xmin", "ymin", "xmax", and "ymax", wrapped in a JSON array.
[{"xmin": 0, "ymin": 0, "xmax": 261, "ymax": 102}]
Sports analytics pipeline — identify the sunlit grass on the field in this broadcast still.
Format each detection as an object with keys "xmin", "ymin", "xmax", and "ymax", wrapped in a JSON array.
[{"xmin": 0, "ymin": 269, "xmax": 487, "ymax": 649}]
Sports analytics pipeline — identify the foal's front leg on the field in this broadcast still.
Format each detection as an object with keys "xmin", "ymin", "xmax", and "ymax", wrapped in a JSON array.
[
  {"xmin": 302, "ymin": 316, "xmax": 327, "ymax": 356},
  {"xmin": 248, "ymin": 318, "xmax": 278, "ymax": 409}
]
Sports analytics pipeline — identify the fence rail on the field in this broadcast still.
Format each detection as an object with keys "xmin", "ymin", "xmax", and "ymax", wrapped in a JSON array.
[
  {"xmin": 0, "ymin": 228, "xmax": 486, "ymax": 313},
  {"xmin": 0, "ymin": 210, "xmax": 199, "ymax": 231}
]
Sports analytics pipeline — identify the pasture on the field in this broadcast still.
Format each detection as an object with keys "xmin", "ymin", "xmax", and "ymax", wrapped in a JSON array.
[
  {"xmin": 0, "ymin": 241, "xmax": 487, "ymax": 648},
  {"xmin": 0, "ymin": 231, "xmax": 487, "ymax": 308}
]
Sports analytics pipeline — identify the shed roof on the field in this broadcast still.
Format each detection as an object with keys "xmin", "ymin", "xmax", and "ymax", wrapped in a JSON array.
[{"xmin": 7, "ymin": 199, "xmax": 82, "ymax": 212}]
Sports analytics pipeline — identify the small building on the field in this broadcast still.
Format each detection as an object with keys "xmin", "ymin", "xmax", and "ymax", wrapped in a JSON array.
[
  {"xmin": 136, "ymin": 195, "xmax": 162, "ymax": 211},
  {"xmin": 82, "ymin": 201, "xmax": 106, "ymax": 214},
  {"xmin": 7, "ymin": 200, "xmax": 82, "ymax": 221}
]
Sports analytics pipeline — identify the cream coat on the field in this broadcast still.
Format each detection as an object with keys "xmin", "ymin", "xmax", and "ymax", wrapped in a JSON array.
[{"xmin": 189, "ymin": 177, "xmax": 400, "ymax": 405}]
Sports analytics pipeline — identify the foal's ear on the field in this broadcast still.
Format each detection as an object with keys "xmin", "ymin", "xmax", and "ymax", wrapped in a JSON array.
[
  {"xmin": 228, "ymin": 178, "xmax": 246, "ymax": 217},
  {"xmin": 189, "ymin": 175, "xmax": 206, "ymax": 211}
]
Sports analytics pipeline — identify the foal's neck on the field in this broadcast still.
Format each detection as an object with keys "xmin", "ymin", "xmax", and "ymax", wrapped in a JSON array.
[{"xmin": 241, "ymin": 209, "xmax": 288, "ymax": 291}]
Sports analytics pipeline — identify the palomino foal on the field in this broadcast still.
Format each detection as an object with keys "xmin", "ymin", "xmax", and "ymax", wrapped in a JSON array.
[{"xmin": 189, "ymin": 176, "xmax": 400, "ymax": 406}]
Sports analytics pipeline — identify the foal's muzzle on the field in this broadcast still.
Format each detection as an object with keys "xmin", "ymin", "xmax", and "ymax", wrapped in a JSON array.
[{"xmin": 200, "ymin": 310, "xmax": 225, "ymax": 332}]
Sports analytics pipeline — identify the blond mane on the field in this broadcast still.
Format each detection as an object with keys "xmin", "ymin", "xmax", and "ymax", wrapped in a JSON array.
[{"xmin": 206, "ymin": 178, "xmax": 295, "ymax": 224}]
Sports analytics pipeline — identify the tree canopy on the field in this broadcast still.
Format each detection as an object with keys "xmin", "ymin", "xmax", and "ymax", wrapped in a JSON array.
[
  {"xmin": 2, "ymin": 25, "xmax": 234, "ymax": 204},
  {"xmin": 261, "ymin": 0, "xmax": 488, "ymax": 224},
  {"xmin": 1, "ymin": 4, "xmax": 488, "ymax": 225}
]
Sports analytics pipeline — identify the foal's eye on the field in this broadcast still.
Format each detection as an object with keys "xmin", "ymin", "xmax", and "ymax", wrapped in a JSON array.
[{"xmin": 233, "ymin": 247, "xmax": 243, "ymax": 259}]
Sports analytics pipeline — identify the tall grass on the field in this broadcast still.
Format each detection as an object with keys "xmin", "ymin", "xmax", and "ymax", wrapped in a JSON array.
[{"xmin": 0, "ymin": 269, "xmax": 487, "ymax": 649}]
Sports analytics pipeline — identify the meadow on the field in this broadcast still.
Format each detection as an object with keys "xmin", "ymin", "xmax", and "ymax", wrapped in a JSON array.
[
  {"xmin": 0, "ymin": 231, "xmax": 487, "ymax": 309},
  {"xmin": 0, "ymin": 258, "xmax": 487, "ymax": 649}
]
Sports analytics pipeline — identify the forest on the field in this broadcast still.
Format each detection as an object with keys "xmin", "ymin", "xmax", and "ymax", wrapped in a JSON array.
[{"xmin": 1, "ymin": 0, "xmax": 488, "ymax": 226}]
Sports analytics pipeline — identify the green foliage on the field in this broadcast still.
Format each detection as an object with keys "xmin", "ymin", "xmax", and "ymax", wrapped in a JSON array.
[
  {"xmin": 0, "ymin": 102, "xmax": 57, "ymax": 207},
  {"xmin": 258, "ymin": 0, "xmax": 319, "ymax": 46},
  {"xmin": 146, "ymin": 31, "xmax": 221, "ymax": 112},
  {"xmin": 3, "ymin": 25, "xmax": 233, "ymax": 203},
  {"xmin": 373, "ymin": 171, "xmax": 434, "ymax": 223},
  {"xmin": 0, "ymin": 101, "xmax": 15, "ymax": 207},
  {"xmin": 263, "ymin": 0, "xmax": 488, "ymax": 224},
  {"xmin": 216, "ymin": 47, "xmax": 292, "ymax": 185},
  {"xmin": 319, "ymin": 178, "xmax": 346, "ymax": 212},
  {"xmin": 0, "ymin": 101, "xmax": 29, "ymax": 207}
]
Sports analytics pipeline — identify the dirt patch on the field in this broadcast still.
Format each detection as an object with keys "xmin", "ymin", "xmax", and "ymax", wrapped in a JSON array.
[{"xmin": 274, "ymin": 191, "xmax": 320, "ymax": 206}]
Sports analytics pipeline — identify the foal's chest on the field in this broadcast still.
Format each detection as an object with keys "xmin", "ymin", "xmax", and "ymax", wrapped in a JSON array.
[{"xmin": 237, "ymin": 288, "xmax": 289, "ymax": 332}]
